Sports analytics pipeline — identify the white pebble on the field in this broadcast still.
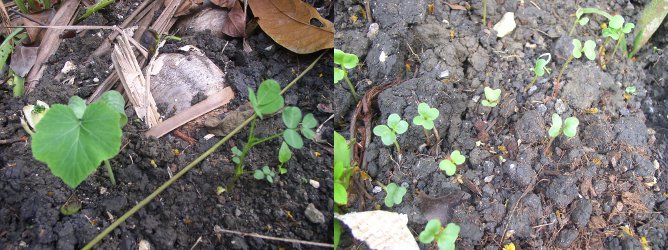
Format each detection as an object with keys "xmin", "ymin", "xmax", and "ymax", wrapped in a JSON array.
[
  {"xmin": 309, "ymin": 179, "xmax": 320, "ymax": 188},
  {"xmin": 493, "ymin": 12, "xmax": 516, "ymax": 38}
]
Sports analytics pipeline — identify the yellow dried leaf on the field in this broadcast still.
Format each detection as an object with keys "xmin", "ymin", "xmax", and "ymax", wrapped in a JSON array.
[
  {"xmin": 503, "ymin": 242, "xmax": 516, "ymax": 250},
  {"xmin": 641, "ymin": 236, "xmax": 650, "ymax": 250}
]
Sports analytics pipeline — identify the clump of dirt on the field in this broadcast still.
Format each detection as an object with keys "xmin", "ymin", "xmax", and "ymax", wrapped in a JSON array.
[
  {"xmin": 335, "ymin": 0, "xmax": 668, "ymax": 249},
  {"xmin": 1, "ymin": 1, "xmax": 334, "ymax": 249}
]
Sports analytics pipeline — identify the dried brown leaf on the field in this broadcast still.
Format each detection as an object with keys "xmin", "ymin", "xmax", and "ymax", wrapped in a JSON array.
[
  {"xmin": 446, "ymin": 2, "xmax": 468, "ymax": 10},
  {"xmin": 417, "ymin": 190, "xmax": 467, "ymax": 224},
  {"xmin": 621, "ymin": 192, "xmax": 650, "ymax": 213},
  {"xmin": 222, "ymin": 0, "xmax": 246, "ymax": 37},
  {"xmin": 10, "ymin": 46, "xmax": 38, "ymax": 77},
  {"xmin": 248, "ymin": 0, "xmax": 334, "ymax": 54},
  {"xmin": 589, "ymin": 215, "xmax": 607, "ymax": 229},
  {"xmin": 211, "ymin": 0, "xmax": 236, "ymax": 8}
]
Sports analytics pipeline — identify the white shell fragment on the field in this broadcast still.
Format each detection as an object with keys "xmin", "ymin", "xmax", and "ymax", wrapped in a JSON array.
[
  {"xmin": 493, "ymin": 12, "xmax": 516, "ymax": 38},
  {"xmin": 335, "ymin": 211, "xmax": 419, "ymax": 250},
  {"xmin": 61, "ymin": 61, "xmax": 76, "ymax": 74}
]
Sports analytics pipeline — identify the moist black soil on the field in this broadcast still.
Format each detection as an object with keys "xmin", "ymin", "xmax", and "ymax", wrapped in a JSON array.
[
  {"xmin": 0, "ymin": 1, "xmax": 334, "ymax": 249},
  {"xmin": 336, "ymin": 0, "xmax": 668, "ymax": 249}
]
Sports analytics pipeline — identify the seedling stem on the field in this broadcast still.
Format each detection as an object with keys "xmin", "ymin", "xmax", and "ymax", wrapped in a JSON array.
[
  {"xmin": 554, "ymin": 54, "xmax": 573, "ymax": 97},
  {"xmin": 103, "ymin": 160, "xmax": 116, "ymax": 186},
  {"xmin": 343, "ymin": 71, "xmax": 359, "ymax": 100}
]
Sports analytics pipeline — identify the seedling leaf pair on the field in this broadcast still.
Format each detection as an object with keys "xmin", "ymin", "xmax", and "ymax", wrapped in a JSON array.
[
  {"xmin": 572, "ymin": 39, "xmax": 597, "ymax": 60},
  {"xmin": 282, "ymin": 106, "xmax": 318, "ymax": 149},
  {"xmin": 533, "ymin": 54, "xmax": 551, "ymax": 77},
  {"xmin": 32, "ymin": 91, "xmax": 127, "ymax": 188},
  {"xmin": 439, "ymin": 150, "xmax": 466, "ymax": 176},
  {"xmin": 253, "ymin": 166, "xmax": 275, "ymax": 183},
  {"xmin": 333, "ymin": 49, "xmax": 359, "ymax": 84},
  {"xmin": 373, "ymin": 114, "xmax": 408, "ymax": 146},
  {"xmin": 548, "ymin": 113, "xmax": 579, "ymax": 138},
  {"xmin": 418, "ymin": 219, "xmax": 460, "ymax": 250},
  {"xmin": 384, "ymin": 183, "xmax": 407, "ymax": 207},
  {"xmin": 249, "ymin": 79, "xmax": 284, "ymax": 119},
  {"xmin": 413, "ymin": 103, "xmax": 439, "ymax": 130},
  {"xmin": 481, "ymin": 87, "xmax": 501, "ymax": 107}
]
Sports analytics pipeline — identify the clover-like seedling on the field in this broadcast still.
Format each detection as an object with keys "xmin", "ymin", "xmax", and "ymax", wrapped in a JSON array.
[
  {"xmin": 31, "ymin": 91, "xmax": 127, "ymax": 188},
  {"xmin": 282, "ymin": 106, "xmax": 318, "ymax": 149},
  {"xmin": 248, "ymin": 79, "xmax": 284, "ymax": 119},
  {"xmin": 481, "ymin": 87, "xmax": 501, "ymax": 107},
  {"xmin": 334, "ymin": 49, "xmax": 360, "ymax": 99},
  {"xmin": 253, "ymin": 166, "xmax": 275, "ymax": 183},
  {"xmin": 418, "ymin": 219, "xmax": 460, "ymax": 250},
  {"xmin": 548, "ymin": 113, "xmax": 579, "ymax": 138},
  {"xmin": 554, "ymin": 39, "xmax": 596, "ymax": 97},
  {"xmin": 383, "ymin": 182, "xmax": 407, "ymax": 207},
  {"xmin": 569, "ymin": 7, "xmax": 613, "ymax": 36},
  {"xmin": 231, "ymin": 146, "xmax": 242, "ymax": 164},
  {"xmin": 525, "ymin": 53, "xmax": 551, "ymax": 92},
  {"xmin": 413, "ymin": 102, "xmax": 440, "ymax": 145},
  {"xmin": 601, "ymin": 15, "xmax": 635, "ymax": 59},
  {"xmin": 373, "ymin": 113, "xmax": 409, "ymax": 155},
  {"xmin": 439, "ymin": 150, "xmax": 466, "ymax": 176}
]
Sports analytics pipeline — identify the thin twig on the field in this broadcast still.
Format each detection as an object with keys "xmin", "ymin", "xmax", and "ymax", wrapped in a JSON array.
[
  {"xmin": 215, "ymin": 228, "xmax": 334, "ymax": 248},
  {"xmin": 9, "ymin": 9, "xmax": 47, "ymax": 26}
]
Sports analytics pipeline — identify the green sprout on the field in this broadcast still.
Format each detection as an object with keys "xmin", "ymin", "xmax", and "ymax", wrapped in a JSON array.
[
  {"xmin": 13, "ymin": 0, "xmax": 54, "ymax": 14},
  {"xmin": 554, "ymin": 39, "xmax": 596, "ymax": 97},
  {"xmin": 77, "ymin": 0, "xmax": 114, "ymax": 22},
  {"xmin": 548, "ymin": 113, "xmax": 579, "ymax": 138},
  {"xmin": 569, "ymin": 7, "xmax": 613, "ymax": 36},
  {"xmin": 376, "ymin": 182, "xmax": 407, "ymax": 207},
  {"xmin": 602, "ymin": 15, "xmax": 635, "ymax": 59},
  {"xmin": 373, "ymin": 113, "xmax": 409, "ymax": 156},
  {"xmin": 253, "ymin": 166, "xmax": 275, "ymax": 183},
  {"xmin": 481, "ymin": 87, "xmax": 501, "ymax": 107},
  {"xmin": 333, "ymin": 131, "xmax": 353, "ymax": 205},
  {"xmin": 625, "ymin": 86, "xmax": 636, "ymax": 95},
  {"xmin": 439, "ymin": 150, "xmax": 466, "ymax": 176},
  {"xmin": 248, "ymin": 79, "xmax": 284, "ymax": 119},
  {"xmin": 334, "ymin": 49, "xmax": 360, "ymax": 100},
  {"xmin": 524, "ymin": 53, "xmax": 551, "ymax": 92},
  {"xmin": 412, "ymin": 102, "xmax": 440, "ymax": 145},
  {"xmin": 31, "ymin": 91, "xmax": 127, "ymax": 188},
  {"xmin": 418, "ymin": 219, "xmax": 460, "ymax": 250},
  {"xmin": 231, "ymin": 146, "xmax": 242, "ymax": 164},
  {"xmin": 277, "ymin": 142, "xmax": 291, "ymax": 174}
]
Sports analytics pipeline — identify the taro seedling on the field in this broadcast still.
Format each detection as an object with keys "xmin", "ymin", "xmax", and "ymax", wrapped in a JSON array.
[
  {"xmin": 439, "ymin": 150, "xmax": 466, "ymax": 176},
  {"xmin": 333, "ymin": 49, "xmax": 359, "ymax": 100},
  {"xmin": 602, "ymin": 15, "xmax": 635, "ymax": 59},
  {"xmin": 554, "ymin": 39, "xmax": 596, "ymax": 97},
  {"xmin": 230, "ymin": 79, "xmax": 318, "ymax": 189},
  {"xmin": 524, "ymin": 53, "xmax": 551, "ymax": 92},
  {"xmin": 31, "ymin": 91, "xmax": 127, "ymax": 188},
  {"xmin": 481, "ymin": 87, "xmax": 501, "ymax": 107},
  {"xmin": 375, "ymin": 181, "xmax": 407, "ymax": 207},
  {"xmin": 412, "ymin": 102, "xmax": 440, "ymax": 145},
  {"xmin": 418, "ymin": 219, "xmax": 460, "ymax": 250},
  {"xmin": 253, "ymin": 166, "xmax": 275, "ymax": 183},
  {"xmin": 373, "ymin": 113, "xmax": 409, "ymax": 156}
]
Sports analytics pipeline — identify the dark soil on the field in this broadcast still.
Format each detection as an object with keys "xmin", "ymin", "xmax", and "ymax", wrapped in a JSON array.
[
  {"xmin": 0, "ymin": 1, "xmax": 334, "ymax": 249},
  {"xmin": 336, "ymin": 0, "xmax": 668, "ymax": 249}
]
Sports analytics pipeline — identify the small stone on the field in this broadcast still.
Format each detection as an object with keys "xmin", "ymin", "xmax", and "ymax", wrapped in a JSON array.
[
  {"xmin": 438, "ymin": 70, "xmax": 450, "ymax": 80},
  {"xmin": 99, "ymin": 187, "xmax": 107, "ymax": 195},
  {"xmin": 493, "ymin": 12, "xmax": 516, "ymax": 37},
  {"xmin": 304, "ymin": 203, "xmax": 325, "ymax": 224},
  {"xmin": 372, "ymin": 186, "xmax": 382, "ymax": 194},
  {"xmin": 61, "ymin": 61, "xmax": 76, "ymax": 74},
  {"xmin": 138, "ymin": 240, "xmax": 151, "ymax": 250},
  {"xmin": 557, "ymin": 228, "xmax": 578, "ymax": 248},
  {"xmin": 484, "ymin": 175, "xmax": 495, "ymax": 183},
  {"xmin": 309, "ymin": 179, "xmax": 320, "ymax": 188},
  {"xmin": 367, "ymin": 23, "xmax": 379, "ymax": 39},
  {"xmin": 93, "ymin": 77, "xmax": 99, "ymax": 83},
  {"xmin": 555, "ymin": 99, "xmax": 567, "ymax": 114},
  {"xmin": 379, "ymin": 51, "xmax": 387, "ymax": 63}
]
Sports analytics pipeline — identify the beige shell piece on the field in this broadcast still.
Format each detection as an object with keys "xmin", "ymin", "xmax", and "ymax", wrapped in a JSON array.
[{"xmin": 335, "ymin": 211, "xmax": 419, "ymax": 250}]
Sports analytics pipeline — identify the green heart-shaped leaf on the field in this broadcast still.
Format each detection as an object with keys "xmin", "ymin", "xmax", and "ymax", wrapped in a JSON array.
[
  {"xmin": 334, "ymin": 67, "xmax": 344, "ymax": 84},
  {"xmin": 481, "ymin": 100, "xmax": 497, "ymax": 107},
  {"xmin": 548, "ymin": 113, "xmax": 562, "ymax": 138},
  {"xmin": 450, "ymin": 150, "xmax": 466, "ymax": 165},
  {"xmin": 99, "ymin": 90, "xmax": 127, "ymax": 126},
  {"xmin": 282, "ymin": 106, "xmax": 302, "ymax": 129},
  {"xmin": 341, "ymin": 53, "xmax": 359, "ymax": 70},
  {"xmin": 439, "ymin": 159, "xmax": 457, "ymax": 176},
  {"xmin": 563, "ymin": 117, "xmax": 579, "ymax": 138},
  {"xmin": 373, "ymin": 125, "xmax": 396, "ymax": 146},
  {"xmin": 301, "ymin": 113, "xmax": 318, "ymax": 129},
  {"xmin": 578, "ymin": 17, "xmax": 589, "ymax": 26},
  {"xmin": 419, "ymin": 219, "xmax": 442, "ymax": 244},
  {"xmin": 283, "ymin": 129, "xmax": 304, "ymax": 149},
  {"xmin": 583, "ymin": 40, "xmax": 597, "ymax": 60},
  {"xmin": 384, "ymin": 183, "xmax": 407, "ymax": 207},
  {"xmin": 622, "ymin": 23, "xmax": 634, "ymax": 34},
  {"xmin": 334, "ymin": 49, "xmax": 345, "ymax": 65},
  {"xmin": 572, "ymin": 39, "xmax": 583, "ymax": 58},
  {"xmin": 334, "ymin": 132, "xmax": 351, "ymax": 172},
  {"xmin": 249, "ymin": 79, "xmax": 285, "ymax": 118},
  {"xmin": 437, "ymin": 223, "xmax": 460, "ymax": 250},
  {"xmin": 413, "ymin": 116, "xmax": 435, "ymax": 130},
  {"xmin": 484, "ymin": 87, "xmax": 501, "ymax": 102},
  {"xmin": 387, "ymin": 114, "xmax": 408, "ymax": 134},
  {"xmin": 32, "ymin": 102, "xmax": 122, "ymax": 188},
  {"xmin": 534, "ymin": 58, "xmax": 548, "ymax": 77},
  {"xmin": 609, "ymin": 15, "xmax": 624, "ymax": 29},
  {"xmin": 278, "ymin": 142, "xmax": 292, "ymax": 164},
  {"xmin": 334, "ymin": 181, "xmax": 348, "ymax": 205}
]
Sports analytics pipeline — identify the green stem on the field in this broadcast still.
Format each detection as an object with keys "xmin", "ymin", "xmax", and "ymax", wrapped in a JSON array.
[
  {"xmin": 524, "ymin": 74, "xmax": 538, "ymax": 93},
  {"xmin": 393, "ymin": 140, "xmax": 402, "ymax": 157},
  {"xmin": 104, "ymin": 160, "xmax": 116, "ymax": 186},
  {"xmin": 610, "ymin": 37, "xmax": 622, "ymax": 60},
  {"xmin": 375, "ymin": 180, "xmax": 387, "ymax": 190},
  {"xmin": 423, "ymin": 128, "xmax": 431, "ymax": 146},
  {"xmin": 569, "ymin": 18, "xmax": 578, "ymax": 36},
  {"xmin": 554, "ymin": 55, "xmax": 574, "ymax": 97},
  {"xmin": 82, "ymin": 52, "xmax": 325, "ymax": 250},
  {"xmin": 482, "ymin": 0, "xmax": 487, "ymax": 24},
  {"xmin": 343, "ymin": 72, "xmax": 359, "ymax": 101}
]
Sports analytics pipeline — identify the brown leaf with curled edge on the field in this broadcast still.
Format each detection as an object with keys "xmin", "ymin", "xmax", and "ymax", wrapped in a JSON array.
[
  {"xmin": 211, "ymin": 0, "xmax": 236, "ymax": 8},
  {"xmin": 10, "ymin": 46, "xmax": 38, "ymax": 77},
  {"xmin": 417, "ymin": 189, "xmax": 468, "ymax": 224},
  {"xmin": 222, "ymin": 0, "xmax": 246, "ymax": 37},
  {"xmin": 248, "ymin": 0, "xmax": 334, "ymax": 54}
]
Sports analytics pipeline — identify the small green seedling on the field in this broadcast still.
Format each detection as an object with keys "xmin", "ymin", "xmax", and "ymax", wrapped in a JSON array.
[
  {"xmin": 554, "ymin": 39, "xmax": 596, "ymax": 97},
  {"xmin": 229, "ymin": 80, "xmax": 318, "ymax": 189},
  {"xmin": 602, "ymin": 15, "xmax": 635, "ymax": 59},
  {"xmin": 569, "ymin": 7, "xmax": 613, "ymax": 36},
  {"xmin": 2, "ymin": 27, "xmax": 28, "ymax": 97},
  {"xmin": 625, "ymin": 86, "xmax": 637, "ymax": 95},
  {"xmin": 253, "ymin": 166, "xmax": 275, "ymax": 183},
  {"xmin": 481, "ymin": 87, "xmax": 501, "ymax": 107},
  {"xmin": 381, "ymin": 182, "xmax": 407, "ymax": 207},
  {"xmin": 31, "ymin": 91, "xmax": 127, "ymax": 188},
  {"xmin": 439, "ymin": 150, "xmax": 466, "ymax": 176},
  {"xmin": 77, "ymin": 0, "xmax": 113, "ymax": 22},
  {"xmin": 373, "ymin": 113, "xmax": 409, "ymax": 156},
  {"xmin": 525, "ymin": 53, "xmax": 551, "ymax": 92},
  {"xmin": 334, "ymin": 49, "xmax": 360, "ymax": 100},
  {"xmin": 333, "ymin": 131, "xmax": 353, "ymax": 205},
  {"xmin": 412, "ymin": 102, "xmax": 440, "ymax": 145},
  {"xmin": 418, "ymin": 219, "xmax": 460, "ymax": 250},
  {"xmin": 548, "ymin": 113, "xmax": 579, "ymax": 138}
]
